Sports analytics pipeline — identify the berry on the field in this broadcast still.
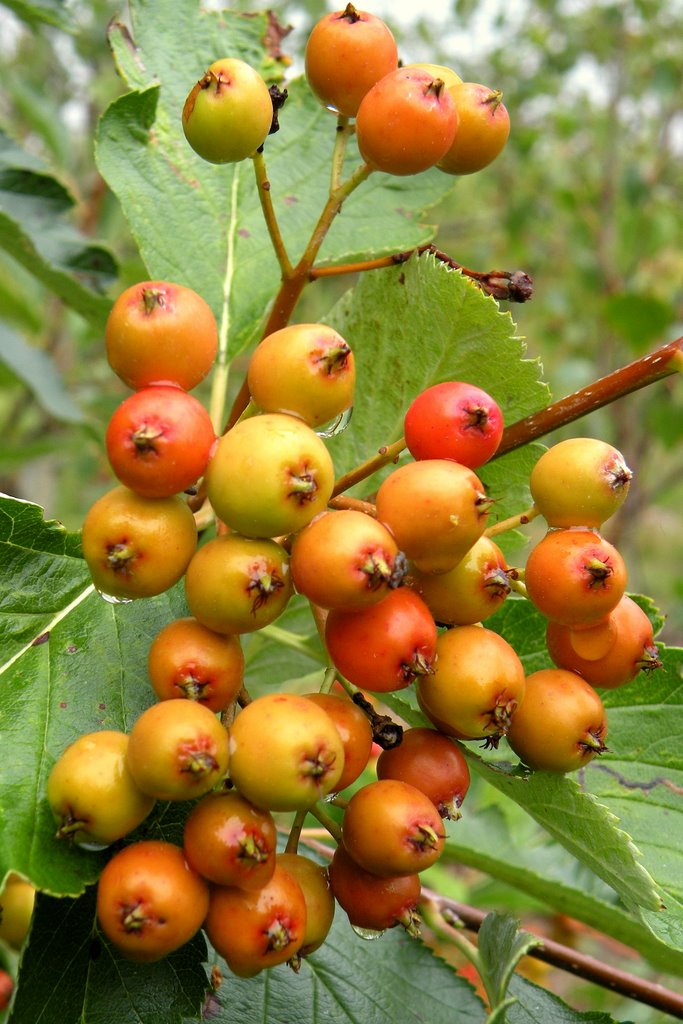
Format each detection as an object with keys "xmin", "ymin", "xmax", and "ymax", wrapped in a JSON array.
[
  {"xmin": 417, "ymin": 624, "xmax": 525, "ymax": 745},
  {"xmin": 183, "ymin": 791, "xmax": 277, "ymax": 890},
  {"xmin": 126, "ymin": 699, "xmax": 229, "ymax": 801},
  {"xmin": 105, "ymin": 281, "xmax": 217, "ymax": 392},
  {"xmin": 506, "ymin": 668, "xmax": 608, "ymax": 772},
  {"xmin": 341, "ymin": 779, "xmax": 446, "ymax": 876},
  {"xmin": 182, "ymin": 58, "xmax": 273, "ymax": 164},
  {"xmin": 47, "ymin": 730, "xmax": 155, "ymax": 849},
  {"xmin": 328, "ymin": 845, "xmax": 421, "ymax": 934},
  {"xmin": 0, "ymin": 875, "xmax": 35, "ymax": 950},
  {"xmin": 81, "ymin": 486, "xmax": 197, "ymax": 600},
  {"xmin": 205, "ymin": 413, "xmax": 335, "ymax": 538},
  {"xmin": 404, "ymin": 381, "xmax": 504, "ymax": 467},
  {"xmin": 437, "ymin": 82, "xmax": 510, "ymax": 175},
  {"xmin": 325, "ymin": 587, "xmax": 437, "ymax": 693},
  {"xmin": 525, "ymin": 528, "xmax": 627, "ymax": 627},
  {"xmin": 375, "ymin": 459, "xmax": 492, "ymax": 574},
  {"xmin": 408, "ymin": 535, "xmax": 510, "ymax": 626},
  {"xmin": 105, "ymin": 386, "xmax": 216, "ymax": 498},
  {"xmin": 276, "ymin": 852, "xmax": 335, "ymax": 956},
  {"xmin": 247, "ymin": 323, "xmax": 355, "ymax": 428},
  {"xmin": 376, "ymin": 727, "xmax": 471, "ymax": 820},
  {"xmin": 0, "ymin": 970, "xmax": 12, "ymax": 1010},
  {"xmin": 529, "ymin": 437, "xmax": 632, "ymax": 528},
  {"xmin": 290, "ymin": 509, "xmax": 404, "ymax": 611},
  {"xmin": 228, "ymin": 693, "xmax": 345, "ymax": 811},
  {"xmin": 304, "ymin": 4, "xmax": 398, "ymax": 117},
  {"xmin": 356, "ymin": 67, "xmax": 458, "ymax": 176},
  {"xmin": 303, "ymin": 691, "xmax": 373, "ymax": 791},
  {"xmin": 203, "ymin": 864, "xmax": 307, "ymax": 977},
  {"xmin": 96, "ymin": 840, "xmax": 209, "ymax": 962},
  {"xmin": 184, "ymin": 534, "xmax": 293, "ymax": 634},
  {"xmin": 147, "ymin": 616, "xmax": 244, "ymax": 711},
  {"xmin": 545, "ymin": 595, "xmax": 662, "ymax": 689}
]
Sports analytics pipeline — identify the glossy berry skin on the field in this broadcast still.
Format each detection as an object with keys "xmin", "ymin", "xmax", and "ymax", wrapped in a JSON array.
[
  {"xmin": 228, "ymin": 693, "xmax": 345, "ymax": 811},
  {"xmin": 376, "ymin": 727, "xmax": 470, "ymax": 820},
  {"xmin": 247, "ymin": 323, "xmax": 355, "ymax": 428},
  {"xmin": 546, "ymin": 596, "xmax": 662, "ymax": 690},
  {"xmin": 325, "ymin": 587, "xmax": 437, "ymax": 693},
  {"xmin": 525, "ymin": 528, "xmax": 627, "ymax": 627},
  {"xmin": 404, "ymin": 381, "xmax": 504, "ymax": 468},
  {"xmin": 183, "ymin": 792, "xmax": 277, "ymax": 890},
  {"xmin": 530, "ymin": 438, "xmax": 632, "ymax": 528},
  {"xmin": 404, "ymin": 63, "xmax": 462, "ymax": 89},
  {"xmin": 438, "ymin": 82, "xmax": 510, "ymax": 175},
  {"xmin": 126, "ymin": 699, "xmax": 229, "ymax": 801},
  {"xmin": 204, "ymin": 864, "xmax": 307, "ymax": 977},
  {"xmin": 147, "ymin": 616, "xmax": 244, "ymax": 711},
  {"xmin": 277, "ymin": 853, "xmax": 335, "ymax": 956},
  {"xmin": 305, "ymin": 4, "xmax": 398, "ymax": 117},
  {"xmin": 329, "ymin": 845, "xmax": 421, "ymax": 934},
  {"xmin": 182, "ymin": 58, "xmax": 273, "ymax": 164},
  {"xmin": 356, "ymin": 68, "xmax": 458, "ymax": 176},
  {"xmin": 290, "ymin": 509, "xmax": 404, "ymax": 611},
  {"xmin": 342, "ymin": 779, "xmax": 445, "ymax": 877},
  {"xmin": 105, "ymin": 281, "xmax": 218, "ymax": 391},
  {"xmin": 47, "ymin": 731, "xmax": 155, "ymax": 850},
  {"xmin": 205, "ymin": 413, "xmax": 335, "ymax": 539},
  {"xmin": 375, "ymin": 459, "xmax": 492, "ymax": 574},
  {"xmin": 0, "ymin": 875, "xmax": 35, "ymax": 949},
  {"xmin": 408, "ymin": 535, "xmax": 510, "ymax": 626},
  {"xmin": 96, "ymin": 840, "xmax": 209, "ymax": 962},
  {"xmin": 184, "ymin": 534, "xmax": 292, "ymax": 635},
  {"xmin": 506, "ymin": 669, "xmax": 608, "ymax": 773},
  {"xmin": 303, "ymin": 691, "xmax": 373, "ymax": 791},
  {"xmin": 105, "ymin": 386, "xmax": 216, "ymax": 498},
  {"xmin": 81, "ymin": 486, "xmax": 197, "ymax": 600},
  {"xmin": 417, "ymin": 625, "xmax": 525, "ymax": 745}
]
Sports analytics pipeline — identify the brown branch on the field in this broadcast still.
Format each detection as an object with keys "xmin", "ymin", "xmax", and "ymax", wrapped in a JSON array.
[
  {"xmin": 425, "ymin": 892, "xmax": 683, "ymax": 1021},
  {"xmin": 310, "ymin": 243, "xmax": 533, "ymax": 302},
  {"xmin": 496, "ymin": 337, "xmax": 683, "ymax": 458}
]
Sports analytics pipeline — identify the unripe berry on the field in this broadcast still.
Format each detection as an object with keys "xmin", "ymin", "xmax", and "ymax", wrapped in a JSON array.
[
  {"xmin": 530, "ymin": 437, "xmax": 632, "ymax": 528},
  {"xmin": 182, "ymin": 58, "xmax": 273, "ymax": 164}
]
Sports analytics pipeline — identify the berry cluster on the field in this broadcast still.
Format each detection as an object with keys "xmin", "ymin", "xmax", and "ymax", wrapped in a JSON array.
[{"xmin": 40, "ymin": 2, "xmax": 665, "ymax": 985}]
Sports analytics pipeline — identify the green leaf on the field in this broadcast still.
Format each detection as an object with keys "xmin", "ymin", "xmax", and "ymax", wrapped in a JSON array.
[
  {"xmin": 0, "ymin": 323, "xmax": 85, "ymax": 423},
  {"xmin": 201, "ymin": 913, "xmax": 486, "ymax": 1024},
  {"xmin": 10, "ymin": 889, "xmax": 209, "ymax": 1024},
  {"xmin": 602, "ymin": 292, "xmax": 676, "ymax": 352},
  {"xmin": 324, "ymin": 255, "xmax": 548, "ymax": 522},
  {"xmin": 476, "ymin": 913, "xmax": 541, "ymax": 1007},
  {"xmin": 95, "ymin": 0, "xmax": 458, "ymax": 360},
  {"xmin": 0, "ymin": 131, "xmax": 116, "ymax": 326},
  {"xmin": 0, "ymin": 0, "xmax": 76, "ymax": 32},
  {"xmin": 506, "ymin": 973, "xmax": 629, "ymax": 1023}
]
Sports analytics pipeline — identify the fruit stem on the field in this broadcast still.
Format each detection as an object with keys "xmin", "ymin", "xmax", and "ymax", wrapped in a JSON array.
[
  {"xmin": 309, "ymin": 801, "xmax": 343, "ymax": 844},
  {"xmin": 319, "ymin": 664, "xmax": 339, "ymax": 694},
  {"xmin": 484, "ymin": 504, "xmax": 540, "ymax": 538},
  {"xmin": 285, "ymin": 808, "xmax": 307, "ymax": 855},
  {"xmin": 330, "ymin": 114, "xmax": 353, "ymax": 193},
  {"xmin": 251, "ymin": 149, "xmax": 294, "ymax": 277},
  {"xmin": 332, "ymin": 436, "xmax": 406, "ymax": 497},
  {"xmin": 495, "ymin": 336, "xmax": 683, "ymax": 457}
]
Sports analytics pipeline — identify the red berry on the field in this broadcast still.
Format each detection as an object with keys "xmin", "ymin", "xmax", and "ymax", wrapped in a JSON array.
[{"xmin": 404, "ymin": 381, "xmax": 504, "ymax": 467}]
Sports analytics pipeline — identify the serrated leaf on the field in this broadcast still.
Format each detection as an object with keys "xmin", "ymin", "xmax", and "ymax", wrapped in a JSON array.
[
  {"xmin": 323, "ymin": 255, "xmax": 548, "ymax": 519},
  {"xmin": 442, "ymin": 803, "xmax": 682, "ymax": 974},
  {"xmin": 0, "ymin": 323, "xmax": 84, "ymax": 423},
  {"xmin": 95, "ymin": 0, "xmax": 458, "ymax": 361},
  {"xmin": 476, "ymin": 913, "xmax": 541, "ymax": 1007},
  {"xmin": 10, "ymin": 889, "xmax": 209, "ymax": 1024},
  {"xmin": 0, "ymin": 131, "xmax": 116, "ymax": 325},
  {"xmin": 200, "ymin": 912, "xmax": 486, "ymax": 1024},
  {"xmin": 506, "ymin": 973, "xmax": 629, "ymax": 1023}
]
